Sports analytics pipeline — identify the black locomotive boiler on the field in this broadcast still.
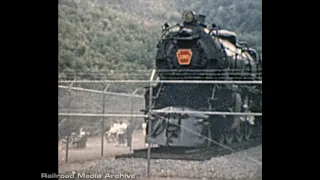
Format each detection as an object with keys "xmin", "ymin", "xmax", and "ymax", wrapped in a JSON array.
[{"xmin": 144, "ymin": 11, "xmax": 262, "ymax": 147}]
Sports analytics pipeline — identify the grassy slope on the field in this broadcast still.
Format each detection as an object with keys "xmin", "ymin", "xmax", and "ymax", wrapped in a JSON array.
[{"xmin": 58, "ymin": 0, "xmax": 261, "ymax": 80}]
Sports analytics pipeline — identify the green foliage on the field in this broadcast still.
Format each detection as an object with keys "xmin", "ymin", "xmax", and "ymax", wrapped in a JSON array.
[{"xmin": 58, "ymin": 0, "xmax": 262, "ymax": 80}]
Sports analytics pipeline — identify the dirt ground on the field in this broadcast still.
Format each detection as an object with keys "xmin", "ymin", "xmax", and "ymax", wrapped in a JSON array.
[
  {"xmin": 58, "ymin": 131, "xmax": 193, "ymax": 180},
  {"xmin": 58, "ymin": 130, "xmax": 259, "ymax": 180},
  {"xmin": 59, "ymin": 131, "xmax": 146, "ymax": 171}
]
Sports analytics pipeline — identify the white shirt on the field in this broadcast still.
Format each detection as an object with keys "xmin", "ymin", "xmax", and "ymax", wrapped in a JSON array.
[
  {"xmin": 142, "ymin": 122, "xmax": 147, "ymax": 136},
  {"xmin": 113, "ymin": 123, "xmax": 120, "ymax": 130},
  {"xmin": 247, "ymin": 115, "xmax": 255, "ymax": 125},
  {"xmin": 117, "ymin": 123, "xmax": 127, "ymax": 135},
  {"xmin": 108, "ymin": 124, "xmax": 118, "ymax": 134},
  {"xmin": 80, "ymin": 131, "xmax": 86, "ymax": 136},
  {"xmin": 240, "ymin": 111, "xmax": 255, "ymax": 125},
  {"xmin": 108, "ymin": 127, "xmax": 115, "ymax": 134},
  {"xmin": 142, "ymin": 122, "xmax": 147, "ymax": 129}
]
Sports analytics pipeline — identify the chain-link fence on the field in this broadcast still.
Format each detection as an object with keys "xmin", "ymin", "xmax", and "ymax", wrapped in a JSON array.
[
  {"xmin": 58, "ymin": 72, "xmax": 262, "ymax": 179},
  {"xmin": 58, "ymin": 80, "xmax": 149, "ymax": 164}
]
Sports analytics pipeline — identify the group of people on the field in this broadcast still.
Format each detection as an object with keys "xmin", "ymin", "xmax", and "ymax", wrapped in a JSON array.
[
  {"xmin": 61, "ymin": 127, "xmax": 88, "ymax": 149},
  {"xmin": 106, "ymin": 120, "xmax": 148, "ymax": 147},
  {"xmin": 106, "ymin": 120, "xmax": 131, "ymax": 146}
]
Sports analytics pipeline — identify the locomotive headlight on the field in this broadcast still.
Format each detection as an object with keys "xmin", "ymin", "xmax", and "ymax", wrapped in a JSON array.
[{"xmin": 182, "ymin": 11, "xmax": 196, "ymax": 23}]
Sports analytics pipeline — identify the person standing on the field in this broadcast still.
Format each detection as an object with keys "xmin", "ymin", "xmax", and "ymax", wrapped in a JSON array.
[
  {"xmin": 243, "ymin": 104, "xmax": 255, "ymax": 125},
  {"xmin": 141, "ymin": 122, "xmax": 148, "ymax": 147},
  {"xmin": 79, "ymin": 127, "xmax": 86, "ymax": 137},
  {"xmin": 142, "ymin": 122, "xmax": 147, "ymax": 137},
  {"xmin": 126, "ymin": 122, "xmax": 133, "ymax": 150},
  {"xmin": 117, "ymin": 120, "xmax": 127, "ymax": 146},
  {"xmin": 107, "ymin": 121, "xmax": 118, "ymax": 143}
]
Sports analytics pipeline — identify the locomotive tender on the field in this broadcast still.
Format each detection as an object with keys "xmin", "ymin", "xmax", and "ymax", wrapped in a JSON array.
[{"xmin": 144, "ymin": 11, "xmax": 262, "ymax": 147}]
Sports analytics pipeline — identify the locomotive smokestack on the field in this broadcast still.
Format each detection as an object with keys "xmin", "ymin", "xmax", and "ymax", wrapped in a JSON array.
[{"xmin": 198, "ymin": 14, "xmax": 206, "ymax": 24}]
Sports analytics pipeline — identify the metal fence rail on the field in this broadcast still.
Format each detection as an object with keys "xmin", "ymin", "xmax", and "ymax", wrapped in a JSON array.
[
  {"xmin": 58, "ymin": 80, "xmax": 146, "ymax": 163},
  {"xmin": 58, "ymin": 77, "xmax": 262, "ymax": 179},
  {"xmin": 59, "ymin": 113, "xmax": 148, "ymax": 118},
  {"xmin": 59, "ymin": 79, "xmax": 262, "ymax": 84}
]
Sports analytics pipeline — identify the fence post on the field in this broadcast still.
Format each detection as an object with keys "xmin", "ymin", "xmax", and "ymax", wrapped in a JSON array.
[
  {"xmin": 147, "ymin": 69, "xmax": 155, "ymax": 176},
  {"xmin": 129, "ymin": 88, "xmax": 138, "ymax": 152},
  {"xmin": 101, "ymin": 84, "xmax": 110, "ymax": 157},
  {"xmin": 147, "ymin": 86, "xmax": 153, "ymax": 176},
  {"xmin": 65, "ymin": 78, "xmax": 76, "ymax": 163}
]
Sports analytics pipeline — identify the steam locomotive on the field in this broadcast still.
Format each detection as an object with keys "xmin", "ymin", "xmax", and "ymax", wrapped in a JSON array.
[{"xmin": 144, "ymin": 11, "xmax": 262, "ymax": 147}]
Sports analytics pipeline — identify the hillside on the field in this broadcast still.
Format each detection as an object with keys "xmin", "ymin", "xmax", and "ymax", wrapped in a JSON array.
[{"xmin": 58, "ymin": 0, "xmax": 262, "ymax": 80}]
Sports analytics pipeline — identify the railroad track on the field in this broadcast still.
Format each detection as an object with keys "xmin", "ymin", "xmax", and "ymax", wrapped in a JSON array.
[{"xmin": 115, "ymin": 136, "xmax": 261, "ymax": 161}]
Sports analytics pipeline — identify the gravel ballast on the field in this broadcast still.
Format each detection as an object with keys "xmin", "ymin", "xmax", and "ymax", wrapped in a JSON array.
[{"xmin": 60, "ymin": 145, "xmax": 262, "ymax": 180}]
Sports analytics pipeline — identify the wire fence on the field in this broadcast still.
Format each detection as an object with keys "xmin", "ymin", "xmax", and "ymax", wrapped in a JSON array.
[
  {"xmin": 58, "ymin": 81, "xmax": 147, "ymax": 164},
  {"xmin": 58, "ymin": 74, "xmax": 262, "ymax": 179}
]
